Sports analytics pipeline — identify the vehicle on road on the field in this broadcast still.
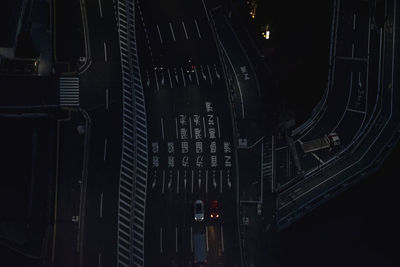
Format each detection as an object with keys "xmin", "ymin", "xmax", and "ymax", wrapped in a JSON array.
[
  {"xmin": 194, "ymin": 200, "xmax": 204, "ymax": 221},
  {"xmin": 300, "ymin": 133, "xmax": 341, "ymax": 153},
  {"xmin": 193, "ymin": 233, "xmax": 207, "ymax": 266},
  {"xmin": 210, "ymin": 200, "xmax": 219, "ymax": 219},
  {"xmin": 185, "ymin": 58, "xmax": 195, "ymax": 73}
]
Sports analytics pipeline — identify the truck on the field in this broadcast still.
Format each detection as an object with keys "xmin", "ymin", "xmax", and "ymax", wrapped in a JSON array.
[
  {"xmin": 193, "ymin": 233, "xmax": 207, "ymax": 266},
  {"xmin": 300, "ymin": 133, "xmax": 341, "ymax": 153}
]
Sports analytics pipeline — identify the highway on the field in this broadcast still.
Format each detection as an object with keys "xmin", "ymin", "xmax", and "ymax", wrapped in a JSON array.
[{"xmin": 134, "ymin": 0, "xmax": 240, "ymax": 266}]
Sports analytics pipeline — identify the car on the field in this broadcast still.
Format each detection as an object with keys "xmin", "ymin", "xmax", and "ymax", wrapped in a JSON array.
[
  {"xmin": 185, "ymin": 58, "xmax": 195, "ymax": 73},
  {"xmin": 210, "ymin": 200, "xmax": 219, "ymax": 219},
  {"xmin": 194, "ymin": 200, "xmax": 204, "ymax": 221}
]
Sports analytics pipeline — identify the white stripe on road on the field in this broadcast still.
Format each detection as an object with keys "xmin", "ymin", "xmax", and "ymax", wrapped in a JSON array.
[
  {"xmin": 207, "ymin": 64, "xmax": 213, "ymax": 85},
  {"xmin": 191, "ymin": 170, "xmax": 194, "ymax": 193},
  {"xmin": 160, "ymin": 227, "xmax": 163, "ymax": 253},
  {"xmin": 105, "ymin": 89, "xmax": 109, "ymax": 110},
  {"xmin": 194, "ymin": 19, "xmax": 202, "ymax": 38},
  {"xmin": 103, "ymin": 42, "xmax": 107, "ymax": 62},
  {"xmin": 160, "ymin": 117, "xmax": 165, "ymax": 139},
  {"xmin": 189, "ymin": 117, "xmax": 193, "ymax": 139},
  {"xmin": 205, "ymin": 170, "xmax": 208, "ymax": 193},
  {"xmin": 351, "ymin": 43, "xmax": 355, "ymax": 57},
  {"xmin": 156, "ymin": 24, "xmax": 163, "ymax": 43},
  {"xmin": 202, "ymin": 117, "xmax": 207, "ymax": 138},
  {"xmin": 221, "ymin": 226, "xmax": 225, "ymax": 252},
  {"xmin": 98, "ymin": 253, "xmax": 102, "ymax": 267},
  {"xmin": 167, "ymin": 68, "xmax": 173, "ymax": 88},
  {"xmin": 98, "ymin": 0, "xmax": 103, "ymax": 17},
  {"xmin": 216, "ymin": 116, "xmax": 221, "ymax": 138},
  {"xmin": 353, "ymin": 13, "xmax": 356, "ymax": 30},
  {"xmin": 154, "ymin": 70, "xmax": 160, "ymax": 91},
  {"xmin": 175, "ymin": 226, "xmax": 178, "ymax": 252},
  {"xmin": 182, "ymin": 21, "xmax": 188, "ymax": 40},
  {"xmin": 169, "ymin": 22, "xmax": 176, "ymax": 41},
  {"xmin": 99, "ymin": 193, "xmax": 103, "ymax": 218},
  {"xmin": 220, "ymin": 170, "xmax": 223, "ymax": 193},
  {"xmin": 311, "ymin": 152, "xmax": 324, "ymax": 164},
  {"xmin": 103, "ymin": 138, "xmax": 107, "ymax": 161},
  {"xmin": 194, "ymin": 66, "xmax": 200, "ymax": 85},
  {"xmin": 162, "ymin": 170, "xmax": 165, "ymax": 193},
  {"xmin": 205, "ymin": 226, "xmax": 209, "ymax": 252},
  {"xmin": 347, "ymin": 108, "xmax": 366, "ymax": 114},
  {"xmin": 181, "ymin": 67, "xmax": 186, "ymax": 87},
  {"xmin": 190, "ymin": 226, "xmax": 193, "ymax": 252}
]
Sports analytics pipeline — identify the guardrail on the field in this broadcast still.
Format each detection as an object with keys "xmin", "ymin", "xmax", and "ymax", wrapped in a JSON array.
[{"xmin": 116, "ymin": 0, "xmax": 148, "ymax": 266}]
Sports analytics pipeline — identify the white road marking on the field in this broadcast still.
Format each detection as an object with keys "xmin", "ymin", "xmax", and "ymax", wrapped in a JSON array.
[
  {"xmin": 311, "ymin": 152, "xmax": 324, "ymax": 164},
  {"xmin": 175, "ymin": 226, "xmax": 178, "ymax": 252},
  {"xmin": 207, "ymin": 65, "xmax": 213, "ymax": 84},
  {"xmin": 221, "ymin": 226, "xmax": 225, "ymax": 252},
  {"xmin": 182, "ymin": 21, "xmax": 188, "ymax": 40},
  {"xmin": 190, "ymin": 226, "xmax": 193, "ymax": 252},
  {"xmin": 105, "ymin": 89, "xmax": 109, "ymax": 110},
  {"xmin": 194, "ymin": 19, "xmax": 202, "ymax": 38},
  {"xmin": 351, "ymin": 43, "xmax": 355, "ymax": 57},
  {"xmin": 175, "ymin": 117, "xmax": 179, "ymax": 139},
  {"xmin": 194, "ymin": 66, "xmax": 200, "ymax": 85},
  {"xmin": 205, "ymin": 226, "xmax": 209, "ymax": 252},
  {"xmin": 167, "ymin": 68, "xmax": 173, "ymax": 88},
  {"xmin": 189, "ymin": 117, "xmax": 193, "ymax": 139},
  {"xmin": 103, "ymin": 138, "xmax": 107, "ymax": 161},
  {"xmin": 156, "ymin": 24, "xmax": 163, "ymax": 43},
  {"xmin": 98, "ymin": 253, "xmax": 102, "ymax": 267},
  {"xmin": 154, "ymin": 70, "xmax": 160, "ymax": 91},
  {"xmin": 353, "ymin": 13, "xmax": 356, "ymax": 30},
  {"xmin": 103, "ymin": 42, "xmax": 107, "ymax": 62},
  {"xmin": 216, "ymin": 116, "xmax": 221, "ymax": 138},
  {"xmin": 169, "ymin": 22, "xmax": 176, "ymax": 41},
  {"xmin": 181, "ymin": 67, "xmax": 186, "ymax": 87},
  {"xmin": 98, "ymin": 0, "xmax": 103, "ymax": 17},
  {"xmin": 205, "ymin": 170, "xmax": 208, "ymax": 193},
  {"xmin": 162, "ymin": 170, "xmax": 165, "ymax": 193},
  {"xmin": 99, "ymin": 193, "xmax": 103, "ymax": 218},
  {"xmin": 202, "ymin": 117, "xmax": 207, "ymax": 138},
  {"xmin": 160, "ymin": 227, "xmax": 163, "ymax": 253},
  {"xmin": 347, "ymin": 108, "xmax": 366, "ymax": 114},
  {"xmin": 160, "ymin": 117, "xmax": 165, "ymax": 139}
]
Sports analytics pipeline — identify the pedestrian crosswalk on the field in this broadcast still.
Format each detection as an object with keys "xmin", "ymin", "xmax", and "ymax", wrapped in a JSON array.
[{"xmin": 59, "ymin": 77, "xmax": 79, "ymax": 106}]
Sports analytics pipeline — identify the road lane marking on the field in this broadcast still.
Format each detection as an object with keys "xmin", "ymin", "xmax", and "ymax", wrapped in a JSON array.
[
  {"xmin": 160, "ymin": 227, "xmax": 163, "ymax": 253},
  {"xmin": 201, "ymin": 0, "xmax": 210, "ymax": 22},
  {"xmin": 311, "ymin": 152, "xmax": 324, "ymax": 164},
  {"xmin": 353, "ymin": 13, "xmax": 356, "ymax": 30},
  {"xmin": 99, "ymin": 193, "xmax": 103, "ymax": 218},
  {"xmin": 190, "ymin": 226, "xmax": 193, "ymax": 252},
  {"xmin": 194, "ymin": 66, "xmax": 200, "ymax": 85},
  {"xmin": 175, "ymin": 226, "xmax": 178, "ymax": 252},
  {"xmin": 169, "ymin": 22, "xmax": 176, "ymax": 41},
  {"xmin": 160, "ymin": 117, "xmax": 165, "ymax": 139},
  {"xmin": 175, "ymin": 117, "xmax": 179, "ymax": 139},
  {"xmin": 221, "ymin": 226, "xmax": 224, "ymax": 252},
  {"xmin": 202, "ymin": 117, "xmax": 207, "ymax": 138},
  {"xmin": 103, "ymin": 42, "xmax": 107, "ymax": 62},
  {"xmin": 205, "ymin": 170, "xmax": 208, "ymax": 193},
  {"xmin": 103, "ymin": 138, "xmax": 107, "ymax": 161},
  {"xmin": 189, "ymin": 117, "xmax": 193, "ymax": 139},
  {"xmin": 98, "ymin": 0, "xmax": 103, "ymax": 17},
  {"xmin": 205, "ymin": 226, "xmax": 209, "ymax": 252},
  {"xmin": 216, "ymin": 116, "xmax": 221, "ymax": 138},
  {"xmin": 182, "ymin": 21, "xmax": 188, "ymax": 39},
  {"xmin": 105, "ymin": 89, "xmax": 109, "ymax": 110},
  {"xmin": 162, "ymin": 170, "xmax": 165, "ymax": 193},
  {"xmin": 207, "ymin": 64, "xmax": 213, "ymax": 84},
  {"xmin": 194, "ymin": 19, "xmax": 202, "ymax": 38},
  {"xmin": 167, "ymin": 68, "xmax": 173, "ymax": 88},
  {"xmin": 156, "ymin": 24, "xmax": 163, "ymax": 43},
  {"xmin": 351, "ymin": 43, "xmax": 355, "ymax": 57},
  {"xmin": 154, "ymin": 70, "xmax": 160, "ymax": 91},
  {"xmin": 177, "ymin": 170, "xmax": 180, "ymax": 194},
  {"xmin": 98, "ymin": 252, "xmax": 102, "ymax": 267},
  {"xmin": 181, "ymin": 67, "xmax": 186, "ymax": 87},
  {"xmin": 347, "ymin": 108, "xmax": 366, "ymax": 114}
]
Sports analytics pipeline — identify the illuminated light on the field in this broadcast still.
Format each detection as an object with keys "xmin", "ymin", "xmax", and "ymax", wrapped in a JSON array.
[
  {"xmin": 210, "ymin": 214, "xmax": 214, "ymax": 218},
  {"xmin": 216, "ymin": 214, "xmax": 219, "ymax": 218}
]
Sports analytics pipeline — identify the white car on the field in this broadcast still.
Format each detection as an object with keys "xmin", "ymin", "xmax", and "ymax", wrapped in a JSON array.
[{"xmin": 194, "ymin": 200, "xmax": 204, "ymax": 221}]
